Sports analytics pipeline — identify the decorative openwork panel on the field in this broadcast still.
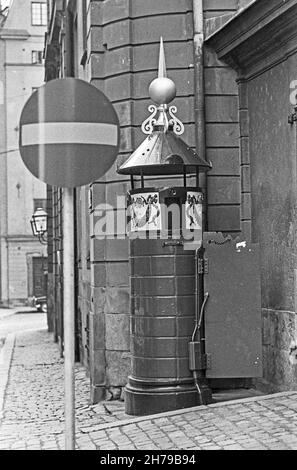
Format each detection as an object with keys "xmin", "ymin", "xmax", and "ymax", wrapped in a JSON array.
[{"xmin": 128, "ymin": 191, "xmax": 161, "ymax": 232}]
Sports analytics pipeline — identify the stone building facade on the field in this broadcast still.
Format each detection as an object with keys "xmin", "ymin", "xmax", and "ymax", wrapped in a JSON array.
[
  {"xmin": 0, "ymin": 0, "xmax": 47, "ymax": 306},
  {"xmin": 206, "ymin": 0, "xmax": 297, "ymax": 392},
  {"xmin": 45, "ymin": 0, "xmax": 297, "ymax": 403}
]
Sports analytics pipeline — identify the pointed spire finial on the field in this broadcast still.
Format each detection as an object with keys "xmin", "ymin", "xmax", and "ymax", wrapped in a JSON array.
[
  {"xmin": 149, "ymin": 38, "xmax": 176, "ymax": 106},
  {"xmin": 141, "ymin": 37, "xmax": 185, "ymax": 136},
  {"xmin": 158, "ymin": 37, "xmax": 167, "ymax": 79}
]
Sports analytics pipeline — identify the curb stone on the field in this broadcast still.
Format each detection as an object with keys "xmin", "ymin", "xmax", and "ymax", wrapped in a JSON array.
[
  {"xmin": 80, "ymin": 390, "xmax": 297, "ymax": 433},
  {"xmin": 0, "ymin": 310, "xmax": 16, "ymax": 320},
  {"xmin": 0, "ymin": 333, "xmax": 16, "ymax": 422},
  {"xmin": 0, "ymin": 307, "xmax": 37, "ymax": 320}
]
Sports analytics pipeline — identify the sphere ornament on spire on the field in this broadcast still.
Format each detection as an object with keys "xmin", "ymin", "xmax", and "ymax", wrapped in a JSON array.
[
  {"xmin": 117, "ymin": 37, "xmax": 212, "ymax": 176},
  {"xmin": 148, "ymin": 36, "xmax": 176, "ymax": 106},
  {"xmin": 141, "ymin": 37, "xmax": 183, "ymax": 134},
  {"xmin": 149, "ymin": 77, "xmax": 176, "ymax": 105}
]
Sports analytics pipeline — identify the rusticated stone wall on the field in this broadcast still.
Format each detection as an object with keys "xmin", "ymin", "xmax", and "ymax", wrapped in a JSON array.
[
  {"xmin": 204, "ymin": 0, "xmax": 241, "ymax": 234},
  {"xmin": 83, "ymin": 0, "xmax": 197, "ymax": 403},
  {"xmin": 246, "ymin": 57, "xmax": 297, "ymax": 392},
  {"xmin": 78, "ymin": 0, "xmax": 243, "ymax": 402}
]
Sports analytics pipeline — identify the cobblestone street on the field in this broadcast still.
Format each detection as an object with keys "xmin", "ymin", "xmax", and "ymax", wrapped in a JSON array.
[
  {"xmin": 2, "ymin": 0, "xmax": 297, "ymax": 457},
  {"xmin": 0, "ymin": 328, "xmax": 128, "ymax": 450},
  {"xmin": 0, "ymin": 312, "xmax": 297, "ymax": 451}
]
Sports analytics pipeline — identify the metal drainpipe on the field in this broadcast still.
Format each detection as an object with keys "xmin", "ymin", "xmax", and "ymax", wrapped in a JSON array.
[
  {"xmin": 192, "ymin": 0, "xmax": 206, "ymax": 162},
  {"xmin": 191, "ymin": 0, "xmax": 209, "ymax": 405}
]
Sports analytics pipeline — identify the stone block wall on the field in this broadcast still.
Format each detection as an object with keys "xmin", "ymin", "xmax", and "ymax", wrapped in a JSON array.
[
  {"xmin": 75, "ymin": 0, "xmax": 248, "ymax": 402},
  {"xmin": 6, "ymin": 239, "xmax": 47, "ymax": 304},
  {"xmin": 0, "ymin": 38, "xmax": 6, "ymax": 305},
  {"xmin": 246, "ymin": 56, "xmax": 297, "ymax": 392},
  {"xmin": 262, "ymin": 309, "xmax": 297, "ymax": 392},
  {"xmin": 81, "ymin": 0, "xmax": 198, "ymax": 402},
  {"xmin": 46, "ymin": 0, "xmax": 297, "ymax": 398},
  {"xmin": 204, "ymin": 0, "xmax": 241, "ymax": 234},
  {"xmin": 203, "ymin": 0, "xmax": 297, "ymax": 393}
]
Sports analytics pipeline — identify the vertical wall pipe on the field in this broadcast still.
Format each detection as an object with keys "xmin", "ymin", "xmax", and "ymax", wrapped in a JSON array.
[
  {"xmin": 192, "ymin": 0, "xmax": 206, "ymax": 162},
  {"xmin": 191, "ymin": 0, "xmax": 211, "ymax": 404},
  {"xmin": 193, "ymin": 0, "xmax": 208, "ymax": 234}
]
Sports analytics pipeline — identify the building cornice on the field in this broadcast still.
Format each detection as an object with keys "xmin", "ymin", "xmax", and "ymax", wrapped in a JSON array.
[
  {"xmin": 205, "ymin": 0, "xmax": 297, "ymax": 79},
  {"xmin": 4, "ymin": 63, "xmax": 45, "ymax": 67},
  {"xmin": 5, "ymin": 235, "xmax": 38, "ymax": 242},
  {"xmin": 0, "ymin": 28, "xmax": 30, "ymax": 40}
]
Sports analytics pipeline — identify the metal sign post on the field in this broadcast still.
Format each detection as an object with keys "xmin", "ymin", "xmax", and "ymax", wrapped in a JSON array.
[
  {"xmin": 63, "ymin": 187, "xmax": 75, "ymax": 449},
  {"xmin": 19, "ymin": 78, "xmax": 120, "ymax": 451}
]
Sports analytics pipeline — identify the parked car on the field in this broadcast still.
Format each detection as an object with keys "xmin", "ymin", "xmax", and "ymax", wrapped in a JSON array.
[{"xmin": 33, "ymin": 296, "xmax": 47, "ymax": 313}]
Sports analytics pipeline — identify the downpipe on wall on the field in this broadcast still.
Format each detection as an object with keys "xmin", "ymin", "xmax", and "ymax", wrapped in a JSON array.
[
  {"xmin": 192, "ymin": 0, "xmax": 206, "ymax": 162},
  {"xmin": 190, "ymin": 0, "xmax": 210, "ymax": 404},
  {"xmin": 188, "ymin": 247, "xmax": 209, "ymax": 405}
]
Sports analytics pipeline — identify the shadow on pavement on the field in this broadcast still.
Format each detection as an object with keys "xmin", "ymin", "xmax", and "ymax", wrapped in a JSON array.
[{"xmin": 14, "ymin": 310, "xmax": 40, "ymax": 314}]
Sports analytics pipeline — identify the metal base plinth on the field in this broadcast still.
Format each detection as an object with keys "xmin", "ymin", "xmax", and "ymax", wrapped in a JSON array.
[{"xmin": 125, "ymin": 380, "xmax": 212, "ymax": 416}]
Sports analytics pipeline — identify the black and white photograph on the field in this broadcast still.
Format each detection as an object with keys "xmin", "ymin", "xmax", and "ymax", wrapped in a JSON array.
[{"xmin": 0, "ymin": 0, "xmax": 297, "ymax": 454}]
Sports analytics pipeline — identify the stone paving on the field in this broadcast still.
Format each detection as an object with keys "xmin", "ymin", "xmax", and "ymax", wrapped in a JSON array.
[
  {"xmin": 0, "ymin": 306, "xmax": 36, "ymax": 320},
  {"xmin": 0, "ymin": 330, "xmax": 128, "ymax": 450},
  {"xmin": 0, "ymin": 327, "xmax": 297, "ymax": 450}
]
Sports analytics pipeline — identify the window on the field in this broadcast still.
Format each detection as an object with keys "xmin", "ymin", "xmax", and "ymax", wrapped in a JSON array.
[
  {"xmin": 31, "ymin": 2, "xmax": 47, "ymax": 26},
  {"xmin": 31, "ymin": 50, "xmax": 43, "ymax": 64}
]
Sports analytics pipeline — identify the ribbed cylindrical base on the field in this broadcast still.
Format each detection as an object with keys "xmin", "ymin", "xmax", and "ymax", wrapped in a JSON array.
[
  {"xmin": 127, "ymin": 237, "xmax": 211, "ymax": 416},
  {"xmin": 125, "ymin": 378, "xmax": 211, "ymax": 416}
]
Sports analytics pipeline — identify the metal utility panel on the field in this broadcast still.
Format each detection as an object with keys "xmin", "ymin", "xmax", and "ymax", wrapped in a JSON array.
[{"xmin": 204, "ymin": 233, "xmax": 263, "ymax": 379}]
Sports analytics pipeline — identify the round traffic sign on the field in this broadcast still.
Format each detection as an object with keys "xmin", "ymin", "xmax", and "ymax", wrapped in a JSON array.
[{"xmin": 19, "ymin": 78, "xmax": 120, "ymax": 188}]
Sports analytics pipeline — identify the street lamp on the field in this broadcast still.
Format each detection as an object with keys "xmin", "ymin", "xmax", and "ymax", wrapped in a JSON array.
[{"xmin": 30, "ymin": 207, "xmax": 48, "ymax": 245}]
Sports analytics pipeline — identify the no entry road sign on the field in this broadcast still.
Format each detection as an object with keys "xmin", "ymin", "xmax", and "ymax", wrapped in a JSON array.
[{"xmin": 19, "ymin": 78, "xmax": 120, "ymax": 188}]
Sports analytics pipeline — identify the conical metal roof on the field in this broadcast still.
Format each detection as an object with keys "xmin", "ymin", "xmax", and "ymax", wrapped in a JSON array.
[
  {"xmin": 117, "ymin": 124, "xmax": 211, "ymax": 175},
  {"xmin": 117, "ymin": 38, "xmax": 212, "ymax": 176}
]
